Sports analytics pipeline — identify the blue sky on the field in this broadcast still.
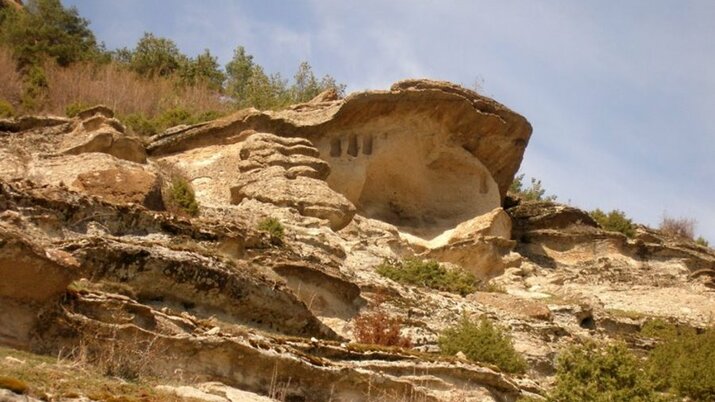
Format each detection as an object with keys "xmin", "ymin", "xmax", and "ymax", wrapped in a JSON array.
[{"xmin": 64, "ymin": 0, "xmax": 715, "ymax": 242}]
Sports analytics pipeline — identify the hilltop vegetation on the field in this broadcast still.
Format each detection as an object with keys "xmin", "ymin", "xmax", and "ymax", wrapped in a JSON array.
[{"xmin": 0, "ymin": 0, "xmax": 344, "ymax": 129}]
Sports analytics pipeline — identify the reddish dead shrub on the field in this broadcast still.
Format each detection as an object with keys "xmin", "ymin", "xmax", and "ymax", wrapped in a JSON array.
[{"xmin": 353, "ymin": 309, "xmax": 412, "ymax": 348}]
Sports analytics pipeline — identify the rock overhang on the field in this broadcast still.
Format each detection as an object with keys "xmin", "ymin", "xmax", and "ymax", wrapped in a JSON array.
[{"xmin": 148, "ymin": 79, "xmax": 532, "ymax": 238}]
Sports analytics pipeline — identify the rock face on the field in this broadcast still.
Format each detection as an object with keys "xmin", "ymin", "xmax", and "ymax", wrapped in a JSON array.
[
  {"xmin": 4, "ymin": 81, "xmax": 713, "ymax": 401},
  {"xmin": 60, "ymin": 106, "xmax": 146, "ymax": 163},
  {"xmin": 0, "ymin": 225, "xmax": 79, "ymax": 349},
  {"xmin": 149, "ymin": 79, "xmax": 532, "ymax": 238},
  {"xmin": 73, "ymin": 167, "xmax": 164, "ymax": 209},
  {"xmin": 230, "ymin": 132, "xmax": 356, "ymax": 230},
  {"xmin": 0, "ymin": 106, "xmax": 154, "ymax": 207}
]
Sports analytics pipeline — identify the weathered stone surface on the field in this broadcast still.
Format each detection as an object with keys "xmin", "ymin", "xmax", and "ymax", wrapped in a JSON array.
[
  {"xmin": 156, "ymin": 383, "xmax": 278, "ymax": 402},
  {"xmin": 0, "ymin": 226, "xmax": 79, "ymax": 349},
  {"xmin": 231, "ymin": 167, "xmax": 355, "ymax": 231},
  {"xmin": 400, "ymin": 208, "xmax": 517, "ymax": 279},
  {"xmin": 238, "ymin": 132, "xmax": 329, "ymax": 179},
  {"xmin": 2, "ymin": 152, "xmax": 164, "ymax": 211},
  {"xmin": 230, "ymin": 132, "xmax": 355, "ymax": 231},
  {"xmin": 426, "ymin": 236, "xmax": 520, "ymax": 279},
  {"xmin": 148, "ymin": 79, "xmax": 532, "ymax": 237},
  {"xmin": 0, "ymin": 115, "xmax": 70, "ymax": 132},
  {"xmin": 61, "ymin": 112, "xmax": 146, "ymax": 163},
  {"xmin": 508, "ymin": 200, "xmax": 599, "ymax": 238},
  {"xmin": 10, "ymin": 80, "xmax": 715, "ymax": 401},
  {"xmin": 469, "ymin": 292, "xmax": 552, "ymax": 321},
  {"xmin": 75, "ymin": 104, "xmax": 114, "ymax": 120},
  {"xmin": 73, "ymin": 167, "xmax": 164, "ymax": 210}
]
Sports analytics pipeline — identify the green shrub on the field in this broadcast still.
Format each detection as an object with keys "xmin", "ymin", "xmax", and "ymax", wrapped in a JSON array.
[
  {"xmin": 195, "ymin": 110, "xmax": 222, "ymax": 122},
  {"xmin": 122, "ymin": 108, "xmax": 222, "ymax": 137},
  {"xmin": 696, "ymin": 236, "xmax": 710, "ymax": 248},
  {"xmin": 0, "ymin": 99, "xmax": 14, "ymax": 118},
  {"xmin": 647, "ymin": 327, "xmax": 715, "ymax": 400},
  {"xmin": 640, "ymin": 318, "xmax": 692, "ymax": 340},
  {"xmin": 123, "ymin": 113, "xmax": 159, "ymax": 136},
  {"xmin": 590, "ymin": 209, "xmax": 635, "ymax": 238},
  {"xmin": 64, "ymin": 101, "xmax": 89, "ymax": 117},
  {"xmin": 509, "ymin": 174, "xmax": 557, "ymax": 201},
  {"xmin": 167, "ymin": 177, "xmax": 199, "ymax": 216},
  {"xmin": 258, "ymin": 217, "xmax": 284, "ymax": 243},
  {"xmin": 153, "ymin": 107, "xmax": 193, "ymax": 128},
  {"xmin": 438, "ymin": 314, "xmax": 526, "ymax": 373},
  {"xmin": 548, "ymin": 342, "xmax": 663, "ymax": 402},
  {"xmin": 20, "ymin": 64, "xmax": 48, "ymax": 111},
  {"xmin": 376, "ymin": 258, "xmax": 477, "ymax": 296}
]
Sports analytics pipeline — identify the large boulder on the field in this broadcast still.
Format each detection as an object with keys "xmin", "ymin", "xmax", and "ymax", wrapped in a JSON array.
[
  {"xmin": 73, "ymin": 167, "xmax": 164, "ymax": 210},
  {"xmin": 15, "ymin": 153, "xmax": 164, "ymax": 211},
  {"xmin": 60, "ymin": 105, "xmax": 146, "ymax": 163},
  {"xmin": 409, "ymin": 208, "xmax": 520, "ymax": 278}
]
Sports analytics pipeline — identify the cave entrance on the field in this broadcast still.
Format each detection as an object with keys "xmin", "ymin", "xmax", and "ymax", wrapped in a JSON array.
[{"xmin": 322, "ymin": 127, "xmax": 501, "ymax": 240}]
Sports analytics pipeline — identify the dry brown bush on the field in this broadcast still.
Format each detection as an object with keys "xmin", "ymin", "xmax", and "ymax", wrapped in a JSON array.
[
  {"xmin": 67, "ymin": 327, "xmax": 164, "ymax": 381},
  {"xmin": 659, "ymin": 215, "xmax": 696, "ymax": 240},
  {"xmin": 43, "ymin": 61, "xmax": 229, "ymax": 117},
  {"xmin": 0, "ymin": 47, "xmax": 22, "ymax": 104},
  {"xmin": 353, "ymin": 309, "xmax": 412, "ymax": 348}
]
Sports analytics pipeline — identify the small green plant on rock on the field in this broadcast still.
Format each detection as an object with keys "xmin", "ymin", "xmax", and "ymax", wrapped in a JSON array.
[
  {"xmin": 438, "ymin": 314, "xmax": 526, "ymax": 373},
  {"xmin": 167, "ymin": 176, "xmax": 199, "ymax": 217},
  {"xmin": 548, "ymin": 341, "xmax": 665, "ymax": 402},
  {"xmin": 646, "ymin": 324, "xmax": 715, "ymax": 401},
  {"xmin": 65, "ymin": 101, "xmax": 90, "ymax": 117},
  {"xmin": 509, "ymin": 173, "xmax": 557, "ymax": 201},
  {"xmin": 0, "ymin": 100, "xmax": 15, "ymax": 118},
  {"xmin": 376, "ymin": 258, "xmax": 477, "ymax": 296},
  {"xmin": 258, "ymin": 217, "xmax": 284, "ymax": 243},
  {"xmin": 590, "ymin": 208, "xmax": 635, "ymax": 238},
  {"xmin": 696, "ymin": 236, "xmax": 710, "ymax": 248}
]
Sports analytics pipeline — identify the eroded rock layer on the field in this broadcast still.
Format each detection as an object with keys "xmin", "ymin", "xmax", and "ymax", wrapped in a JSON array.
[{"xmin": 2, "ymin": 84, "xmax": 713, "ymax": 402}]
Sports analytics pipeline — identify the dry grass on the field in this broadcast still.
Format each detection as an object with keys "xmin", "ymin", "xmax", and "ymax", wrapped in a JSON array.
[
  {"xmin": 0, "ymin": 47, "xmax": 22, "ymax": 105},
  {"xmin": 660, "ymin": 215, "xmax": 696, "ymax": 240},
  {"xmin": 0, "ymin": 345, "xmax": 198, "ymax": 401},
  {"xmin": 0, "ymin": 45, "xmax": 230, "ymax": 119},
  {"xmin": 43, "ymin": 61, "xmax": 229, "ymax": 117}
]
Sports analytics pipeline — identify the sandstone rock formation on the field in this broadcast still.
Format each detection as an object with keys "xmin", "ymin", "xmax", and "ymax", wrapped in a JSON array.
[
  {"xmin": 60, "ymin": 106, "xmax": 146, "ymax": 163},
  {"xmin": 148, "ymin": 79, "xmax": 532, "ymax": 239},
  {"xmin": 2, "ymin": 81, "xmax": 714, "ymax": 401},
  {"xmin": 0, "ymin": 224, "xmax": 79, "ymax": 349},
  {"xmin": 0, "ymin": 106, "xmax": 154, "ymax": 209},
  {"xmin": 230, "ymin": 132, "xmax": 355, "ymax": 230}
]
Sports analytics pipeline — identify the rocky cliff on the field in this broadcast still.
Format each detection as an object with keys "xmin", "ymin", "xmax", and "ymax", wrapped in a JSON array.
[{"xmin": 0, "ymin": 79, "xmax": 713, "ymax": 401}]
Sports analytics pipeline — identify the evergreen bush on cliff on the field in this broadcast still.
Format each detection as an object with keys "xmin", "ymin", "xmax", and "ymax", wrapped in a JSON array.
[
  {"xmin": 376, "ymin": 258, "xmax": 477, "ymax": 296},
  {"xmin": 438, "ymin": 314, "xmax": 526, "ymax": 374},
  {"xmin": 590, "ymin": 209, "xmax": 635, "ymax": 238}
]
